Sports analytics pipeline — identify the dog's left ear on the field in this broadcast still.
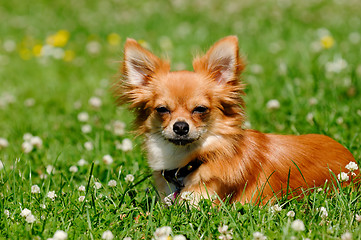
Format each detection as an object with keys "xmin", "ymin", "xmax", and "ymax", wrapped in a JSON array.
[{"xmin": 193, "ymin": 36, "xmax": 244, "ymax": 84}]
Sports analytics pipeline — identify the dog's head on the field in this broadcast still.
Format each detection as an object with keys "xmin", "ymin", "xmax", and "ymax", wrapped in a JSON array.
[{"xmin": 116, "ymin": 36, "xmax": 245, "ymax": 148}]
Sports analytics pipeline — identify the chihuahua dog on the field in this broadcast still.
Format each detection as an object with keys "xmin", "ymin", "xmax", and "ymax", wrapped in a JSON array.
[{"xmin": 115, "ymin": 36, "xmax": 358, "ymax": 204}]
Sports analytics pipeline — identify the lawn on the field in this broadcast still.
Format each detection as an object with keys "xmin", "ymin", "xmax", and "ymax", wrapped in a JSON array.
[{"xmin": 1, "ymin": 0, "xmax": 361, "ymax": 239}]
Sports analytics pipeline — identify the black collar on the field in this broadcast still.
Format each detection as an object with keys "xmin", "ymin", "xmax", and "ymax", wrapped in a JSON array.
[{"xmin": 161, "ymin": 159, "xmax": 203, "ymax": 190}]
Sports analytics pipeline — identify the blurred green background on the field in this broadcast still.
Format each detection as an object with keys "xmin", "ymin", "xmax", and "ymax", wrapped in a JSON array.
[
  {"xmin": 1, "ymin": 0, "xmax": 361, "ymax": 238},
  {"xmin": 1, "ymin": 0, "xmax": 361, "ymax": 155}
]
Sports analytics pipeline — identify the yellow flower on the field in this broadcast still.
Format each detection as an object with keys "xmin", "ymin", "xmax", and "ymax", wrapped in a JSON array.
[
  {"xmin": 32, "ymin": 44, "xmax": 43, "ymax": 57},
  {"xmin": 320, "ymin": 35, "xmax": 334, "ymax": 49},
  {"xmin": 19, "ymin": 48, "xmax": 31, "ymax": 60},
  {"xmin": 107, "ymin": 33, "xmax": 121, "ymax": 46},
  {"xmin": 138, "ymin": 39, "xmax": 150, "ymax": 49},
  {"xmin": 46, "ymin": 30, "xmax": 70, "ymax": 47},
  {"xmin": 63, "ymin": 50, "xmax": 75, "ymax": 62}
]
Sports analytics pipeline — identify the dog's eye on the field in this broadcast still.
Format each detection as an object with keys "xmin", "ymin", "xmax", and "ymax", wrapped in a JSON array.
[
  {"xmin": 193, "ymin": 106, "xmax": 208, "ymax": 114},
  {"xmin": 156, "ymin": 106, "xmax": 170, "ymax": 114}
]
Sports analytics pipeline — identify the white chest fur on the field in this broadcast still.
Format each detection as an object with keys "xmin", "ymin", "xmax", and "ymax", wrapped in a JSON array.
[{"xmin": 145, "ymin": 133, "xmax": 198, "ymax": 170}]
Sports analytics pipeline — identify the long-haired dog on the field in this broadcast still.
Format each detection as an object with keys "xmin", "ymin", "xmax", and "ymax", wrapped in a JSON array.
[{"xmin": 115, "ymin": 36, "xmax": 358, "ymax": 204}]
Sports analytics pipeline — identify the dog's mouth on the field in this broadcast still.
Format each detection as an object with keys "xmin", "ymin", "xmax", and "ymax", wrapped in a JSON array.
[{"xmin": 168, "ymin": 138, "xmax": 195, "ymax": 146}]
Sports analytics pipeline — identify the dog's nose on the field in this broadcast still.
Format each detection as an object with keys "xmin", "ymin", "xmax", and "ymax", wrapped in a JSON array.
[{"xmin": 173, "ymin": 121, "xmax": 189, "ymax": 136}]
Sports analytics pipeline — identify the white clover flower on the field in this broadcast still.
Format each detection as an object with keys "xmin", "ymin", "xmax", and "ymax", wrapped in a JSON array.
[
  {"xmin": 31, "ymin": 185, "xmax": 41, "ymax": 194},
  {"xmin": 0, "ymin": 93, "xmax": 16, "ymax": 105},
  {"xmin": 24, "ymin": 98, "xmax": 35, "ymax": 107},
  {"xmin": 341, "ymin": 232, "xmax": 352, "ymax": 240},
  {"xmin": 20, "ymin": 208, "xmax": 32, "ymax": 217},
  {"xmin": 266, "ymin": 99, "xmax": 280, "ymax": 110},
  {"xmin": 218, "ymin": 234, "xmax": 233, "ymax": 240},
  {"xmin": 173, "ymin": 235, "xmax": 186, "ymax": 240},
  {"xmin": 69, "ymin": 165, "xmax": 78, "ymax": 173},
  {"xmin": 159, "ymin": 36, "xmax": 173, "ymax": 51},
  {"xmin": 23, "ymin": 133, "xmax": 33, "ymax": 141},
  {"xmin": 180, "ymin": 191, "xmax": 194, "ymax": 202},
  {"xmin": 153, "ymin": 226, "xmax": 172, "ymax": 239},
  {"xmin": 114, "ymin": 141, "xmax": 122, "ymax": 150},
  {"xmin": 53, "ymin": 230, "xmax": 68, "ymax": 240},
  {"xmin": 125, "ymin": 174, "xmax": 135, "ymax": 183},
  {"xmin": 89, "ymin": 96, "xmax": 102, "ymax": 108},
  {"xmin": 345, "ymin": 161, "xmax": 358, "ymax": 172},
  {"xmin": 306, "ymin": 113, "xmax": 314, "ymax": 124},
  {"xmin": 78, "ymin": 159, "xmax": 88, "ymax": 166},
  {"xmin": 78, "ymin": 185, "xmax": 86, "ymax": 192},
  {"xmin": 108, "ymin": 180, "xmax": 117, "ymax": 187},
  {"xmin": 47, "ymin": 191, "xmax": 57, "ymax": 201},
  {"xmin": 40, "ymin": 174, "xmax": 47, "ymax": 179},
  {"xmin": 81, "ymin": 124, "xmax": 92, "ymax": 134},
  {"xmin": 86, "ymin": 41, "xmax": 102, "ymax": 55},
  {"xmin": 249, "ymin": 64, "xmax": 264, "ymax": 74},
  {"xmin": 269, "ymin": 42, "xmax": 282, "ymax": 54},
  {"xmin": 84, "ymin": 141, "xmax": 93, "ymax": 151},
  {"xmin": 253, "ymin": 231, "xmax": 267, "ymax": 240},
  {"xmin": 270, "ymin": 204, "xmax": 282, "ymax": 213},
  {"xmin": 113, "ymin": 120, "xmax": 126, "ymax": 136},
  {"xmin": 336, "ymin": 117, "xmax": 344, "ymax": 125},
  {"xmin": 0, "ymin": 138, "xmax": 9, "ymax": 149},
  {"xmin": 123, "ymin": 238, "xmax": 132, "ymax": 240},
  {"xmin": 95, "ymin": 88, "xmax": 105, "ymax": 96},
  {"xmin": 163, "ymin": 193, "xmax": 174, "ymax": 207},
  {"xmin": 105, "ymin": 124, "xmax": 112, "ymax": 131},
  {"xmin": 319, "ymin": 207, "xmax": 328, "ymax": 219},
  {"xmin": 30, "ymin": 136, "xmax": 43, "ymax": 148},
  {"xmin": 355, "ymin": 214, "xmax": 361, "ymax": 222},
  {"xmin": 102, "ymin": 154, "xmax": 113, "ymax": 165},
  {"xmin": 46, "ymin": 165, "xmax": 55, "ymax": 175},
  {"xmin": 78, "ymin": 196, "xmax": 85, "ymax": 202},
  {"xmin": 218, "ymin": 225, "xmax": 229, "ymax": 234},
  {"xmin": 308, "ymin": 97, "xmax": 318, "ymax": 106},
  {"xmin": 337, "ymin": 172, "xmax": 349, "ymax": 182},
  {"xmin": 120, "ymin": 138, "xmax": 133, "ymax": 152},
  {"xmin": 0, "ymin": 99, "xmax": 5, "ymax": 109},
  {"xmin": 73, "ymin": 100, "xmax": 82, "ymax": 109},
  {"xmin": 52, "ymin": 48, "xmax": 65, "ymax": 59},
  {"xmin": 102, "ymin": 230, "xmax": 114, "ymax": 240},
  {"xmin": 0, "ymin": 160, "xmax": 4, "ymax": 170},
  {"xmin": 25, "ymin": 214, "xmax": 36, "ymax": 223},
  {"xmin": 287, "ymin": 211, "xmax": 295, "ymax": 218},
  {"xmin": 3, "ymin": 40, "xmax": 16, "ymax": 52},
  {"xmin": 94, "ymin": 182, "xmax": 102, "ymax": 190},
  {"xmin": 325, "ymin": 58, "xmax": 348, "ymax": 73},
  {"xmin": 218, "ymin": 224, "xmax": 233, "ymax": 240},
  {"xmin": 22, "ymin": 141, "xmax": 33, "ymax": 153},
  {"xmin": 316, "ymin": 28, "xmax": 330, "ymax": 38},
  {"xmin": 4, "ymin": 209, "xmax": 10, "ymax": 218},
  {"xmin": 40, "ymin": 44, "xmax": 54, "ymax": 57},
  {"xmin": 349, "ymin": 32, "xmax": 361, "ymax": 44},
  {"xmin": 77, "ymin": 112, "xmax": 89, "ymax": 122},
  {"xmin": 291, "ymin": 219, "xmax": 305, "ymax": 232}
]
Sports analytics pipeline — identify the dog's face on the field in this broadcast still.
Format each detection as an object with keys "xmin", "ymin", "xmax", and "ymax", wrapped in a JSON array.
[
  {"xmin": 116, "ymin": 36, "xmax": 245, "ymax": 168},
  {"xmin": 148, "ymin": 71, "xmax": 213, "ymax": 146}
]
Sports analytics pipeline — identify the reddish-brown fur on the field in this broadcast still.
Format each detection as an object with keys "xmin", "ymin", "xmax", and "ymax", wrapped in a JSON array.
[{"xmin": 114, "ymin": 36, "xmax": 359, "ymax": 205}]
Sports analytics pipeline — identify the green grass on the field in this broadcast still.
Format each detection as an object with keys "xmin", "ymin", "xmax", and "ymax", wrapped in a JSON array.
[{"xmin": 1, "ymin": 0, "xmax": 361, "ymax": 239}]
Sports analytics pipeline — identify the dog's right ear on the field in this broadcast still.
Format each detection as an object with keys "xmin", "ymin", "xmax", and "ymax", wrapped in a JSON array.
[{"xmin": 123, "ymin": 39, "xmax": 169, "ymax": 86}]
